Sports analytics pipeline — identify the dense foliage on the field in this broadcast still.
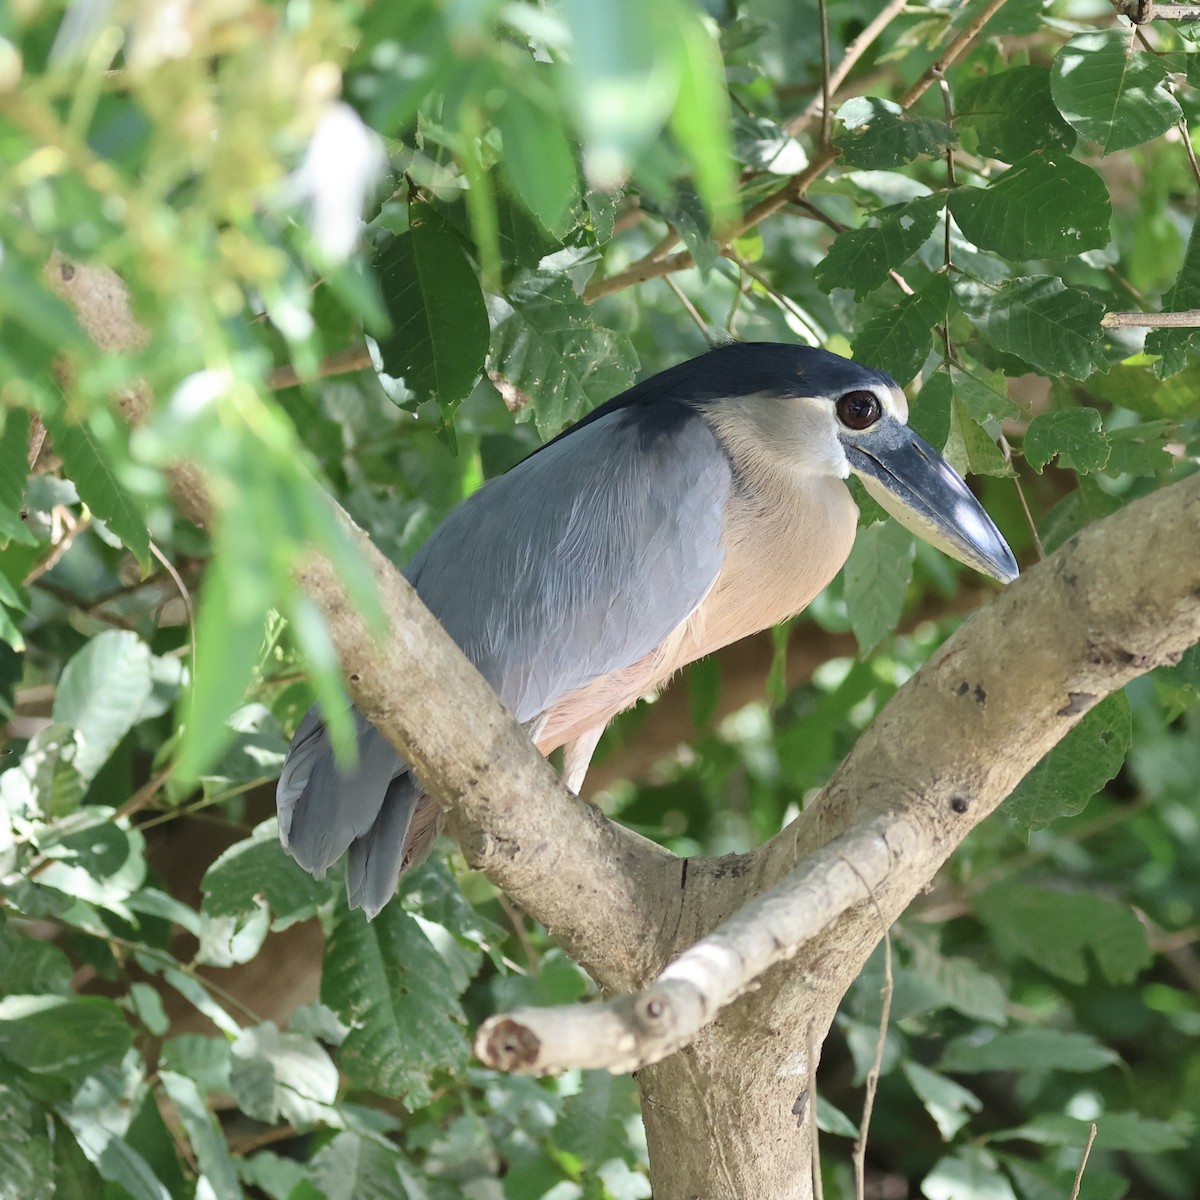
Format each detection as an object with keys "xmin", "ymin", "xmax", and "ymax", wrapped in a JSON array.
[{"xmin": 2, "ymin": 0, "xmax": 1200, "ymax": 1196}]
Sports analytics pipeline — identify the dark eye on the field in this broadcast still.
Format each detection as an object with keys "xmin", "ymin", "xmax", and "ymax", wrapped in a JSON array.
[{"xmin": 836, "ymin": 390, "xmax": 882, "ymax": 431}]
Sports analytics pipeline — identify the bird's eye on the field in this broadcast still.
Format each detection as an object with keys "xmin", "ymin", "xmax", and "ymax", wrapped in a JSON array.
[{"xmin": 836, "ymin": 390, "xmax": 882, "ymax": 431}]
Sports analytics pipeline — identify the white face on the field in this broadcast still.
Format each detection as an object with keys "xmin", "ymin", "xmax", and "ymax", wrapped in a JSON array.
[{"xmin": 786, "ymin": 383, "xmax": 910, "ymax": 479}]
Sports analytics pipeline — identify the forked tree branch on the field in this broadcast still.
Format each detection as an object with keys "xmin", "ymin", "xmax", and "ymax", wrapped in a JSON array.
[{"xmin": 477, "ymin": 470, "xmax": 1200, "ymax": 1073}]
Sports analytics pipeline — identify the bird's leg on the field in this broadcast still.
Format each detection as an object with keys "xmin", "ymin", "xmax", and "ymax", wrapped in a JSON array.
[{"xmin": 562, "ymin": 726, "xmax": 606, "ymax": 794}]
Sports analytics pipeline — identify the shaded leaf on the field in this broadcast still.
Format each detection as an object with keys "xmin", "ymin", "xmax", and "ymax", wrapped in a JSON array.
[
  {"xmin": 998, "ymin": 1111, "xmax": 1192, "ymax": 1153},
  {"xmin": 0, "ymin": 1083, "xmax": 53, "ymax": 1200},
  {"xmin": 310, "ymin": 1132, "xmax": 411, "ymax": 1200},
  {"xmin": 956, "ymin": 66, "xmax": 1073, "ymax": 160},
  {"xmin": 975, "ymin": 881, "xmax": 1151, "ymax": 985},
  {"xmin": 0, "ymin": 410, "xmax": 37, "ymax": 548},
  {"xmin": 52, "ymin": 630, "xmax": 153, "ymax": 784},
  {"xmin": 1146, "ymin": 215, "xmax": 1200, "ymax": 378},
  {"xmin": 843, "ymin": 519, "xmax": 915, "ymax": 654},
  {"xmin": 40, "ymin": 411, "xmax": 150, "ymax": 569},
  {"xmin": 1004, "ymin": 692, "xmax": 1131, "ymax": 829},
  {"xmin": 487, "ymin": 272, "xmax": 638, "ymax": 436},
  {"xmin": 322, "ymin": 901, "xmax": 469, "ymax": 1106},
  {"xmin": 0, "ymin": 995, "xmax": 132, "ymax": 1081},
  {"xmin": 498, "ymin": 88, "xmax": 580, "ymax": 238},
  {"xmin": 853, "ymin": 273, "xmax": 950, "ymax": 385},
  {"xmin": 947, "ymin": 152, "xmax": 1110, "ymax": 260},
  {"xmin": 158, "ymin": 1072, "xmax": 243, "ymax": 1200},
  {"xmin": 956, "ymin": 276, "xmax": 1105, "ymax": 380},
  {"xmin": 816, "ymin": 195, "xmax": 942, "ymax": 300},
  {"xmin": 373, "ymin": 204, "xmax": 489, "ymax": 415},
  {"xmin": 1023, "ymin": 407, "xmax": 1110, "ymax": 474},
  {"xmin": 834, "ymin": 97, "xmax": 955, "ymax": 170},
  {"xmin": 923, "ymin": 1147, "xmax": 1017, "ymax": 1200},
  {"xmin": 939, "ymin": 1027, "xmax": 1119, "ymax": 1075},
  {"xmin": 1051, "ymin": 30, "xmax": 1182, "ymax": 155},
  {"xmin": 902, "ymin": 1062, "xmax": 982, "ymax": 1141}
]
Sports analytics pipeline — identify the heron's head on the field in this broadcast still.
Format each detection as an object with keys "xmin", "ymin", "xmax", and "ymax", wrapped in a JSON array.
[{"xmin": 693, "ymin": 342, "xmax": 1018, "ymax": 584}]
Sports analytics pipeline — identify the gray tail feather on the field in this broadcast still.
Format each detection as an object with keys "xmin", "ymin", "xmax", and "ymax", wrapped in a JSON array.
[{"xmin": 276, "ymin": 706, "xmax": 443, "ymax": 917}]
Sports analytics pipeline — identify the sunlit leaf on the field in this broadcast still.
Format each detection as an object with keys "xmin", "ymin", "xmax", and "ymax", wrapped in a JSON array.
[
  {"xmin": 816, "ymin": 195, "xmax": 942, "ymax": 300},
  {"xmin": 853, "ymin": 273, "xmax": 950, "ymax": 385},
  {"xmin": 956, "ymin": 66, "xmax": 1074, "ymax": 160},
  {"xmin": 834, "ymin": 97, "xmax": 955, "ymax": 170},
  {"xmin": 1023, "ymin": 407, "xmax": 1110, "ymax": 474},
  {"xmin": 1051, "ymin": 30, "xmax": 1182, "ymax": 155}
]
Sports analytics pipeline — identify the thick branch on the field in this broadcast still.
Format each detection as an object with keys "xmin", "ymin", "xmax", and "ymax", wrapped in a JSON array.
[{"xmin": 478, "ymin": 472, "xmax": 1200, "ymax": 1073}]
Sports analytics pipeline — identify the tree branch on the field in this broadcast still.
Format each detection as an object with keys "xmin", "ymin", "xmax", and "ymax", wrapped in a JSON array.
[
  {"xmin": 477, "ymin": 471, "xmax": 1200, "ymax": 1073},
  {"xmin": 46, "ymin": 258, "xmax": 680, "ymax": 993}
]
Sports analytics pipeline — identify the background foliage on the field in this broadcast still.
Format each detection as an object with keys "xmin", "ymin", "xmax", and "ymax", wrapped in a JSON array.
[{"xmin": 2, "ymin": 0, "xmax": 1200, "ymax": 1196}]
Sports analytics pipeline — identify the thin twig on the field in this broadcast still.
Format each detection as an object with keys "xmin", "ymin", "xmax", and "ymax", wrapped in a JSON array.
[
  {"xmin": 664, "ymin": 275, "xmax": 717, "ymax": 342},
  {"xmin": 818, "ymin": 0, "xmax": 833, "ymax": 148},
  {"xmin": 807, "ymin": 1019, "xmax": 825, "ymax": 1200},
  {"xmin": 265, "ymin": 344, "xmax": 373, "ymax": 391},
  {"xmin": 22, "ymin": 510, "xmax": 91, "ymax": 587},
  {"xmin": 999, "ymin": 434, "xmax": 1045, "ymax": 561},
  {"xmin": 1069, "ymin": 1123, "xmax": 1099, "ymax": 1200},
  {"xmin": 1101, "ymin": 309, "xmax": 1200, "ymax": 328},
  {"xmin": 786, "ymin": 0, "xmax": 910, "ymax": 137},
  {"xmin": 854, "ymin": 925, "xmax": 893, "ymax": 1200}
]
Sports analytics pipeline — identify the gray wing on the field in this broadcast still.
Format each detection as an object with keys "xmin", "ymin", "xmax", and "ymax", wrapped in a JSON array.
[
  {"xmin": 407, "ymin": 407, "xmax": 732, "ymax": 722},
  {"xmin": 278, "ymin": 405, "xmax": 731, "ymax": 916}
]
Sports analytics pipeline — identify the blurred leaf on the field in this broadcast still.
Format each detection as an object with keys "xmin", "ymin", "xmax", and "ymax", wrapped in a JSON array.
[
  {"xmin": 0, "ymin": 410, "xmax": 37, "ymax": 548},
  {"xmin": 1051, "ymin": 31, "xmax": 1182, "ymax": 155},
  {"xmin": 201, "ymin": 819, "xmax": 327, "ymax": 932},
  {"xmin": 1104, "ymin": 421, "xmax": 1175, "ymax": 476},
  {"xmin": 853, "ymin": 273, "xmax": 950, "ymax": 385},
  {"xmin": 816, "ymin": 195, "xmax": 942, "ymax": 301},
  {"xmin": 40, "ymin": 412, "xmax": 150, "ymax": 569},
  {"xmin": 1146, "ymin": 215, "xmax": 1200, "ymax": 379},
  {"xmin": 230, "ymin": 1024, "xmax": 339, "ymax": 1127},
  {"xmin": 157, "ymin": 1072, "xmax": 243, "ymax": 1200},
  {"xmin": 0, "ymin": 995, "xmax": 132, "ymax": 1081},
  {"xmin": 902, "ymin": 1062, "xmax": 982, "ymax": 1141},
  {"xmin": 373, "ymin": 204, "xmax": 489, "ymax": 416},
  {"xmin": 910, "ymin": 371, "xmax": 952, "ymax": 451},
  {"xmin": 956, "ymin": 66, "xmax": 1073, "ymax": 160},
  {"xmin": 975, "ymin": 881, "xmax": 1151, "ymax": 985},
  {"xmin": 939, "ymin": 1027, "xmax": 1119, "ymax": 1074},
  {"xmin": 310, "ymin": 1132, "xmax": 411, "ymax": 1200},
  {"xmin": 557, "ymin": 1071, "xmax": 640, "ymax": 1166},
  {"xmin": 843, "ymin": 520, "xmax": 915, "ymax": 654},
  {"xmin": 322, "ymin": 901, "xmax": 469, "ymax": 1107},
  {"xmin": 1003, "ymin": 692, "xmax": 1131, "ymax": 830},
  {"xmin": 947, "ymin": 152, "xmax": 1110, "ymax": 260},
  {"xmin": 497, "ymin": 89, "xmax": 580, "ymax": 238},
  {"xmin": 956, "ymin": 276, "xmax": 1105, "ymax": 380},
  {"xmin": 487, "ymin": 272, "xmax": 638, "ymax": 436},
  {"xmin": 0, "ymin": 1083, "xmax": 53, "ymax": 1200},
  {"xmin": 52, "ymin": 631, "xmax": 153, "ymax": 784},
  {"xmin": 998, "ymin": 1110, "xmax": 1192, "ymax": 1152},
  {"xmin": 923, "ymin": 1147, "xmax": 1017, "ymax": 1200},
  {"xmin": 1088, "ymin": 356, "xmax": 1200, "ymax": 418},
  {"xmin": 1023, "ymin": 407, "xmax": 1110, "ymax": 474},
  {"xmin": 57, "ymin": 1109, "xmax": 171, "ymax": 1200},
  {"xmin": 834, "ymin": 97, "xmax": 955, "ymax": 170}
]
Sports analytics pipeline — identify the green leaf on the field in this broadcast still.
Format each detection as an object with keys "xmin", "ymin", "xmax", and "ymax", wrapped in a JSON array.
[
  {"xmin": 0, "ymin": 918, "xmax": 72, "ymax": 997},
  {"xmin": 40, "ymin": 411, "xmax": 150, "ymax": 569},
  {"xmin": 1051, "ymin": 30, "xmax": 1182, "ymax": 155},
  {"xmin": 230, "ymin": 1024, "xmax": 339, "ymax": 1127},
  {"xmin": 57, "ymin": 1109, "xmax": 171, "ymax": 1200},
  {"xmin": 52, "ymin": 630, "xmax": 153, "ymax": 784},
  {"xmin": 0, "ymin": 995, "xmax": 132, "ymax": 1080},
  {"xmin": 322, "ymin": 901, "xmax": 470, "ymax": 1106},
  {"xmin": 1146, "ymin": 216, "xmax": 1200, "ymax": 378},
  {"xmin": 487, "ymin": 272, "xmax": 638, "ymax": 436},
  {"xmin": 1088, "ymin": 356, "xmax": 1200, "ymax": 417},
  {"xmin": 1023, "ymin": 407, "xmax": 1110, "ymax": 474},
  {"xmin": 956, "ymin": 66, "xmax": 1074, "ymax": 160},
  {"xmin": 0, "ymin": 410, "xmax": 37, "ymax": 548},
  {"xmin": 157, "ymin": 1072, "xmax": 243, "ymax": 1200},
  {"xmin": 947, "ymin": 153, "xmax": 1110, "ymax": 260},
  {"xmin": 33, "ymin": 816, "xmax": 147, "ymax": 912},
  {"xmin": 910, "ymin": 371, "xmax": 952, "ymax": 451},
  {"xmin": 815, "ymin": 195, "xmax": 942, "ymax": 301},
  {"xmin": 939, "ymin": 1027, "xmax": 1119, "ymax": 1075},
  {"xmin": 833, "ymin": 97, "xmax": 955, "ymax": 170},
  {"xmin": 557, "ymin": 1071, "xmax": 641, "ymax": 1165},
  {"xmin": 843, "ymin": 519, "xmax": 916, "ymax": 654},
  {"xmin": 853, "ymin": 273, "xmax": 950, "ymax": 385},
  {"xmin": 950, "ymin": 362, "xmax": 1022, "ymax": 424},
  {"xmin": 0, "ymin": 1083, "xmax": 53, "ymax": 1200},
  {"xmin": 902, "ymin": 1062, "xmax": 982, "ymax": 1141},
  {"xmin": 998, "ymin": 1111, "xmax": 1192, "ymax": 1153},
  {"xmin": 956, "ymin": 276, "xmax": 1105, "ymax": 380},
  {"xmin": 1004, "ymin": 691, "xmax": 1131, "ymax": 830},
  {"xmin": 923, "ymin": 1147, "xmax": 1017, "ymax": 1200},
  {"xmin": 310, "ymin": 1132, "xmax": 411, "ymax": 1200},
  {"xmin": 974, "ymin": 881, "xmax": 1151, "ymax": 985},
  {"xmin": 201, "ymin": 819, "xmax": 327, "ymax": 932},
  {"xmin": 373, "ymin": 203, "xmax": 489, "ymax": 415},
  {"xmin": 497, "ymin": 88, "xmax": 580, "ymax": 238}
]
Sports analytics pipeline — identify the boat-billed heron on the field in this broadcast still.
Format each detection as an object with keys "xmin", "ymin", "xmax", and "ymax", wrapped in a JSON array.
[{"xmin": 277, "ymin": 341, "xmax": 1017, "ymax": 916}]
